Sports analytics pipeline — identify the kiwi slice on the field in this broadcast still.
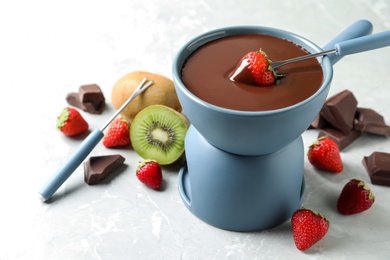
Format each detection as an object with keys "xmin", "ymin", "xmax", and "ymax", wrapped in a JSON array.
[{"xmin": 130, "ymin": 105, "xmax": 189, "ymax": 165}]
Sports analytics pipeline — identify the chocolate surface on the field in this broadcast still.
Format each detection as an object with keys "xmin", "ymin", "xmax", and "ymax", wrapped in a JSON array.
[
  {"xmin": 66, "ymin": 92, "xmax": 83, "ymax": 110},
  {"xmin": 181, "ymin": 34, "xmax": 323, "ymax": 111},
  {"xmin": 310, "ymin": 114, "xmax": 331, "ymax": 129},
  {"xmin": 320, "ymin": 90, "xmax": 357, "ymax": 135},
  {"xmin": 84, "ymin": 154, "xmax": 125, "ymax": 185},
  {"xmin": 66, "ymin": 84, "xmax": 105, "ymax": 114},
  {"xmin": 354, "ymin": 107, "xmax": 390, "ymax": 136},
  {"xmin": 311, "ymin": 90, "xmax": 390, "ymax": 150},
  {"xmin": 79, "ymin": 84, "xmax": 105, "ymax": 103},
  {"xmin": 318, "ymin": 127, "xmax": 361, "ymax": 151},
  {"xmin": 363, "ymin": 152, "xmax": 390, "ymax": 187}
]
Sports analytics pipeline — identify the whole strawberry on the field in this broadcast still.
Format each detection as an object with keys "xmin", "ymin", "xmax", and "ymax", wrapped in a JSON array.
[
  {"xmin": 136, "ymin": 160, "xmax": 162, "ymax": 189},
  {"xmin": 57, "ymin": 107, "xmax": 89, "ymax": 136},
  {"xmin": 307, "ymin": 136, "xmax": 343, "ymax": 173},
  {"xmin": 230, "ymin": 49, "xmax": 278, "ymax": 86},
  {"xmin": 102, "ymin": 117, "xmax": 131, "ymax": 148},
  {"xmin": 291, "ymin": 208, "xmax": 329, "ymax": 251},
  {"xmin": 337, "ymin": 178, "xmax": 375, "ymax": 215}
]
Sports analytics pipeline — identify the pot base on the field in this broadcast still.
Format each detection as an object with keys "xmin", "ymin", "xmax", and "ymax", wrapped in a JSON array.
[{"xmin": 178, "ymin": 125, "xmax": 305, "ymax": 231}]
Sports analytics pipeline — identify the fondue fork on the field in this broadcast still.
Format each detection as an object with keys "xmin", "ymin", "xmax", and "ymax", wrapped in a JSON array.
[
  {"xmin": 272, "ymin": 30, "xmax": 390, "ymax": 69},
  {"xmin": 38, "ymin": 78, "xmax": 153, "ymax": 202}
]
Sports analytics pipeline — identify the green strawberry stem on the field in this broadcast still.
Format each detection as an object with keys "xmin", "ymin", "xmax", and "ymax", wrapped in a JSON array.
[
  {"xmin": 259, "ymin": 49, "xmax": 284, "ymax": 79},
  {"xmin": 354, "ymin": 178, "xmax": 375, "ymax": 200},
  {"xmin": 301, "ymin": 207, "xmax": 330, "ymax": 225},
  {"xmin": 57, "ymin": 107, "xmax": 69, "ymax": 129}
]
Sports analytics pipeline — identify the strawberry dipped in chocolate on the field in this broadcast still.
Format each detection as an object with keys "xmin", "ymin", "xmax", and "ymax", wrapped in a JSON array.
[{"xmin": 229, "ymin": 49, "xmax": 280, "ymax": 86}]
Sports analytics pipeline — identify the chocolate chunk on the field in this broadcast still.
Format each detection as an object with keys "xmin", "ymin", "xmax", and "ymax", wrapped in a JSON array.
[
  {"xmin": 362, "ymin": 152, "xmax": 390, "ymax": 187},
  {"xmin": 320, "ymin": 90, "xmax": 358, "ymax": 135},
  {"xmin": 310, "ymin": 113, "xmax": 331, "ymax": 129},
  {"xmin": 83, "ymin": 100, "xmax": 105, "ymax": 114},
  {"xmin": 66, "ymin": 84, "xmax": 105, "ymax": 114},
  {"xmin": 66, "ymin": 92, "xmax": 84, "ymax": 109},
  {"xmin": 79, "ymin": 84, "xmax": 105, "ymax": 103},
  {"xmin": 318, "ymin": 127, "xmax": 361, "ymax": 151},
  {"xmin": 84, "ymin": 154, "xmax": 125, "ymax": 185},
  {"xmin": 354, "ymin": 107, "xmax": 390, "ymax": 136}
]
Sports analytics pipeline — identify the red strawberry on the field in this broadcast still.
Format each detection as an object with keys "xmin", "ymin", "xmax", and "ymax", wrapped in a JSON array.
[
  {"xmin": 136, "ymin": 160, "xmax": 163, "ymax": 189},
  {"xmin": 57, "ymin": 107, "xmax": 89, "ymax": 136},
  {"xmin": 229, "ymin": 49, "xmax": 278, "ymax": 86},
  {"xmin": 291, "ymin": 208, "xmax": 329, "ymax": 251},
  {"xmin": 102, "ymin": 117, "xmax": 131, "ymax": 148},
  {"xmin": 307, "ymin": 136, "xmax": 343, "ymax": 173},
  {"xmin": 337, "ymin": 178, "xmax": 375, "ymax": 215}
]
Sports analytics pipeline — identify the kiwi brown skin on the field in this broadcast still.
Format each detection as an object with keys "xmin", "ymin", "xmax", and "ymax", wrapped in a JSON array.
[
  {"xmin": 111, "ymin": 71, "xmax": 182, "ymax": 123},
  {"xmin": 130, "ymin": 105, "xmax": 189, "ymax": 165}
]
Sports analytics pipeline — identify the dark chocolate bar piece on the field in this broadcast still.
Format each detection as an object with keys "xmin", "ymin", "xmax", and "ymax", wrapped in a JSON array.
[
  {"xmin": 320, "ymin": 90, "xmax": 358, "ymax": 135},
  {"xmin": 66, "ymin": 92, "xmax": 83, "ymax": 109},
  {"xmin": 318, "ymin": 127, "xmax": 361, "ymax": 151},
  {"xmin": 84, "ymin": 154, "xmax": 125, "ymax": 185},
  {"xmin": 80, "ymin": 84, "xmax": 105, "ymax": 103},
  {"xmin": 362, "ymin": 152, "xmax": 390, "ymax": 187},
  {"xmin": 354, "ymin": 107, "xmax": 390, "ymax": 136},
  {"xmin": 310, "ymin": 113, "xmax": 330, "ymax": 129},
  {"xmin": 66, "ymin": 84, "xmax": 105, "ymax": 114}
]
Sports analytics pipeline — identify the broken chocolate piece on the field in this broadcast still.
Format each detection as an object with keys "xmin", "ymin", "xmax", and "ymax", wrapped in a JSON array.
[
  {"xmin": 320, "ymin": 90, "xmax": 358, "ymax": 135},
  {"xmin": 362, "ymin": 152, "xmax": 390, "ymax": 187},
  {"xmin": 318, "ymin": 127, "xmax": 361, "ymax": 151},
  {"xmin": 66, "ymin": 84, "xmax": 105, "ymax": 114},
  {"xmin": 310, "ymin": 113, "xmax": 331, "ymax": 129},
  {"xmin": 354, "ymin": 107, "xmax": 390, "ymax": 136},
  {"xmin": 66, "ymin": 92, "xmax": 84, "ymax": 109},
  {"xmin": 80, "ymin": 84, "xmax": 105, "ymax": 103},
  {"xmin": 84, "ymin": 154, "xmax": 125, "ymax": 185}
]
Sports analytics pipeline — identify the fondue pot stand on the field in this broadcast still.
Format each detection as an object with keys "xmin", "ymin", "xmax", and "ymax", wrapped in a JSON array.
[{"xmin": 179, "ymin": 126, "xmax": 305, "ymax": 231}]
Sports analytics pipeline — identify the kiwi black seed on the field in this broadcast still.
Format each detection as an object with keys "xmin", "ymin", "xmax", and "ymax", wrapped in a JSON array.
[{"xmin": 130, "ymin": 105, "xmax": 189, "ymax": 165}]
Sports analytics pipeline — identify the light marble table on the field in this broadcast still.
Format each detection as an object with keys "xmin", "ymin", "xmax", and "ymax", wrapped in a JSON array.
[{"xmin": 1, "ymin": 0, "xmax": 390, "ymax": 259}]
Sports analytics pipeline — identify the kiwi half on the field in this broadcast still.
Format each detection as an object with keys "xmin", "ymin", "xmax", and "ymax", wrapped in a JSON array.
[{"xmin": 130, "ymin": 105, "xmax": 189, "ymax": 165}]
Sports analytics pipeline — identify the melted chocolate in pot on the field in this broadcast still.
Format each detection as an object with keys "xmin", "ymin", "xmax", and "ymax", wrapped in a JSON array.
[{"xmin": 181, "ymin": 34, "xmax": 324, "ymax": 111}]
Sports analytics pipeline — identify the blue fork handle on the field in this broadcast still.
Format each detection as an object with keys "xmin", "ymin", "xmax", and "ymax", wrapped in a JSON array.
[
  {"xmin": 38, "ymin": 129, "xmax": 104, "ymax": 201},
  {"xmin": 323, "ymin": 19, "xmax": 373, "ymax": 65},
  {"xmin": 335, "ymin": 30, "xmax": 390, "ymax": 56}
]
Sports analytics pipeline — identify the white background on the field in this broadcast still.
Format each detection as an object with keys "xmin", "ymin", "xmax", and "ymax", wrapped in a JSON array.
[{"xmin": 0, "ymin": 0, "xmax": 389, "ymax": 259}]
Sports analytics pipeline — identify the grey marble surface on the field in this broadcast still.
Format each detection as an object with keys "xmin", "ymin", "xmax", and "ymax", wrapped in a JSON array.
[{"xmin": 1, "ymin": 0, "xmax": 390, "ymax": 259}]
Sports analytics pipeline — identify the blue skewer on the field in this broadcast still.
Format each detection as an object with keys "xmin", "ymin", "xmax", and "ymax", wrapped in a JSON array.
[{"xmin": 38, "ymin": 78, "xmax": 153, "ymax": 201}]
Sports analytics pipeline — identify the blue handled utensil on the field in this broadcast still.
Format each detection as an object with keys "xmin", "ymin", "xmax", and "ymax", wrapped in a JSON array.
[
  {"xmin": 321, "ymin": 19, "xmax": 373, "ymax": 64},
  {"xmin": 272, "ymin": 30, "xmax": 390, "ymax": 69},
  {"xmin": 38, "ymin": 77, "xmax": 153, "ymax": 201}
]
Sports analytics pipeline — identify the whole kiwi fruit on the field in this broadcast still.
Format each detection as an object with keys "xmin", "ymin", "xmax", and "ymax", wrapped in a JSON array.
[{"xmin": 111, "ymin": 71, "xmax": 182, "ymax": 122}]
